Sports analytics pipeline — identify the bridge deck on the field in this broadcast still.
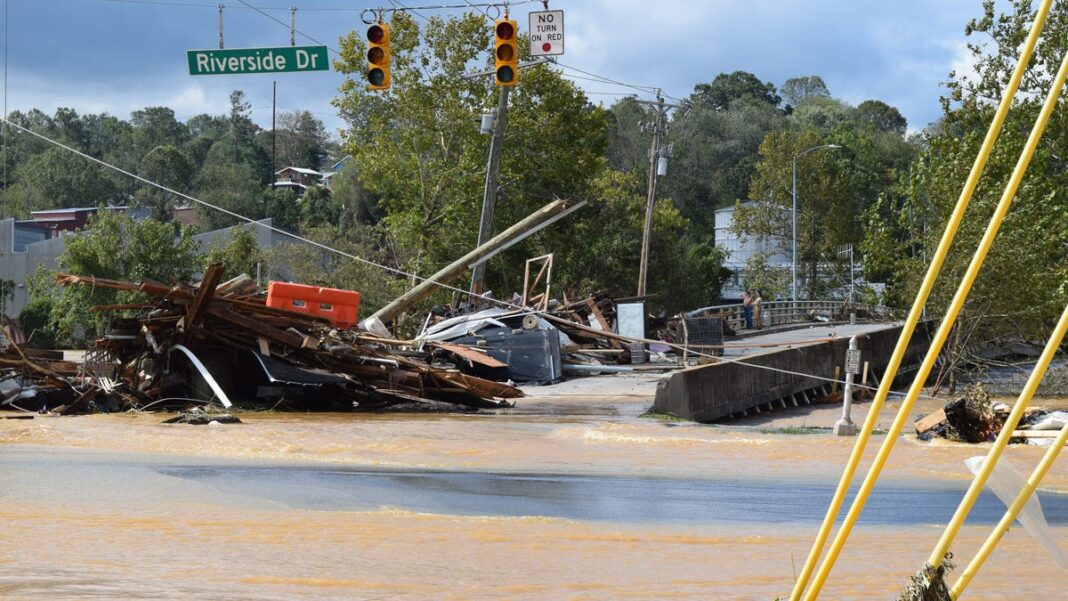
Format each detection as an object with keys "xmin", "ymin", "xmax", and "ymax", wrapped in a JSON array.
[{"xmin": 656, "ymin": 321, "xmax": 934, "ymax": 423}]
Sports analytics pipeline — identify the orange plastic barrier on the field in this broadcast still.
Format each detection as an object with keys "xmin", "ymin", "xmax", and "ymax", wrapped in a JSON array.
[{"xmin": 266, "ymin": 281, "xmax": 361, "ymax": 329}]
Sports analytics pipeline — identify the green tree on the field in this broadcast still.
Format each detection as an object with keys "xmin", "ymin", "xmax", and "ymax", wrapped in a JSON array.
[
  {"xmin": 275, "ymin": 110, "xmax": 330, "ymax": 170},
  {"xmin": 299, "ymin": 185, "xmax": 339, "ymax": 227},
  {"xmin": 663, "ymin": 95, "xmax": 785, "ymax": 225},
  {"xmin": 863, "ymin": 0, "xmax": 1068, "ymax": 344},
  {"xmin": 134, "ymin": 145, "xmax": 195, "ymax": 220},
  {"xmin": 332, "ymin": 12, "xmax": 613, "ymax": 301},
  {"xmin": 780, "ymin": 75, "xmax": 831, "ymax": 109},
  {"xmin": 691, "ymin": 71, "xmax": 781, "ymax": 111},
  {"xmin": 853, "ymin": 99, "xmax": 908, "ymax": 136},
  {"xmin": 35, "ymin": 211, "xmax": 201, "ymax": 341},
  {"xmin": 131, "ymin": 106, "xmax": 189, "ymax": 155},
  {"xmin": 745, "ymin": 130, "xmax": 854, "ymax": 299},
  {"xmin": 194, "ymin": 163, "xmax": 265, "ymax": 229},
  {"xmin": 204, "ymin": 224, "xmax": 263, "ymax": 279},
  {"xmin": 15, "ymin": 147, "xmax": 120, "ymax": 210}
]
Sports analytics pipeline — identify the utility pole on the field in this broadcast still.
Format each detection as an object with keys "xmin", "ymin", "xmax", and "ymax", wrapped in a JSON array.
[
  {"xmin": 271, "ymin": 81, "xmax": 277, "ymax": 188},
  {"xmin": 636, "ymin": 90, "xmax": 677, "ymax": 297},
  {"xmin": 469, "ymin": 86, "xmax": 511, "ymax": 300},
  {"xmin": 462, "ymin": 54, "xmax": 551, "ymax": 301}
]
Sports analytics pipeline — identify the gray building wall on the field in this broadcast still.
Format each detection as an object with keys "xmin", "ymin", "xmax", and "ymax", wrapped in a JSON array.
[{"xmin": 1, "ymin": 219, "xmax": 69, "ymax": 316}]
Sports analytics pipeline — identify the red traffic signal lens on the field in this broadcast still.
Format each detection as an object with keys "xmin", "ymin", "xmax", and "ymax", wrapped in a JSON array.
[
  {"xmin": 495, "ymin": 21, "xmax": 514, "ymax": 40},
  {"xmin": 496, "ymin": 65, "xmax": 515, "ymax": 83},
  {"xmin": 367, "ymin": 25, "xmax": 385, "ymax": 44},
  {"xmin": 368, "ymin": 68, "xmax": 386, "ymax": 86},
  {"xmin": 495, "ymin": 44, "xmax": 515, "ymax": 61},
  {"xmin": 368, "ymin": 46, "xmax": 386, "ymax": 65}
]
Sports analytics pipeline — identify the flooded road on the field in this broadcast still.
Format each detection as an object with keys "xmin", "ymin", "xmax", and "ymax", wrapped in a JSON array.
[{"xmin": 2, "ymin": 374, "xmax": 1067, "ymax": 599}]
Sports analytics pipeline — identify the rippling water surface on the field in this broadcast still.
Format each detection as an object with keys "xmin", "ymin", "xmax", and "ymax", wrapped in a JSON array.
[{"xmin": 2, "ymin": 377, "xmax": 1066, "ymax": 599}]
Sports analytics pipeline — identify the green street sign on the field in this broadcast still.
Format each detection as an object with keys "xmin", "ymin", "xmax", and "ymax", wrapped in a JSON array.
[{"xmin": 187, "ymin": 46, "xmax": 329, "ymax": 76}]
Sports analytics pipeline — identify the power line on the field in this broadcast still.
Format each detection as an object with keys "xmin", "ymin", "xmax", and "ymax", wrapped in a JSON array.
[
  {"xmin": 234, "ymin": 0, "xmax": 332, "ymax": 51},
  {"xmin": 552, "ymin": 61, "xmax": 660, "ymax": 95},
  {"xmin": 387, "ymin": 0, "xmax": 430, "ymax": 24}
]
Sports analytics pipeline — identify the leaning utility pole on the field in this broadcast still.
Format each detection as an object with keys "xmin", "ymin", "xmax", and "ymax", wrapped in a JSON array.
[
  {"xmin": 463, "ymin": 55, "xmax": 550, "ymax": 300},
  {"xmin": 636, "ymin": 90, "xmax": 677, "ymax": 297},
  {"xmin": 469, "ymin": 86, "xmax": 511, "ymax": 299}
]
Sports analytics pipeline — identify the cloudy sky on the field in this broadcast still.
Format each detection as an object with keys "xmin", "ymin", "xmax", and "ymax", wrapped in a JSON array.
[{"xmin": 2, "ymin": 0, "xmax": 989, "ymax": 137}]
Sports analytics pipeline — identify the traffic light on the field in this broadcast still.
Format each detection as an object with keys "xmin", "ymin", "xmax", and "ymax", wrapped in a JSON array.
[
  {"xmin": 494, "ymin": 18, "xmax": 518, "ymax": 86},
  {"xmin": 366, "ymin": 21, "xmax": 390, "ymax": 90}
]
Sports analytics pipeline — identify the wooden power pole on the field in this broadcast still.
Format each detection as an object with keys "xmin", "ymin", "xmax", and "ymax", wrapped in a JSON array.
[
  {"xmin": 636, "ymin": 91, "xmax": 677, "ymax": 297},
  {"xmin": 469, "ymin": 86, "xmax": 511, "ymax": 299}
]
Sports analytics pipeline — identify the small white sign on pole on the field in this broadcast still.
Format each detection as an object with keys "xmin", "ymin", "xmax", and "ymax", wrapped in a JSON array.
[
  {"xmin": 845, "ymin": 348, "xmax": 862, "ymax": 375},
  {"xmin": 529, "ymin": 10, "xmax": 564, "ymax": 56}
]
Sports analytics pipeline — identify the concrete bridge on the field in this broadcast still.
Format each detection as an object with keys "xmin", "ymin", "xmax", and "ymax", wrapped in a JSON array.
[{"xmin": 657, "ymin": 317, "xmax": 933, "ymax": 423}]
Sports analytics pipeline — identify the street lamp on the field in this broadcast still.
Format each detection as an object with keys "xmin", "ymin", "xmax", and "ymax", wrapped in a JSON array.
[{"xmin": 791, "ymin": 143, "xmax": 840, "ymax": 303}]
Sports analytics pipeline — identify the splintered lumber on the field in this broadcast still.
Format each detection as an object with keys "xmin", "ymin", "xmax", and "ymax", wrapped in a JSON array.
[
  {"xmin": 429, "ymin": 341, "xmax": 508, "ymax": 368},
  {"xmin": 49, "ymin": 271, "xmax": 522, "ymax": 413},
  {"xmin": 915, "ymin": 408, "xmax": 947, "ymax": 436},
  {"xmin": 368, "ymin": 198, "xmax": 585, "ymax": 326},
  {"xmin": 185, "ymin": 264, "xmax": 225, "ymax": 326}
]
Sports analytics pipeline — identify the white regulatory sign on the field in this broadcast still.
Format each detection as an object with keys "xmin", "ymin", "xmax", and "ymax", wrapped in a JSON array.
[
  {"xmin": 529, "ymin": 10, "xmax": 564, "ymax": 56},
  {"xmin": 845, "ymin": 348, "xmax": 861, "ymax": 375}
]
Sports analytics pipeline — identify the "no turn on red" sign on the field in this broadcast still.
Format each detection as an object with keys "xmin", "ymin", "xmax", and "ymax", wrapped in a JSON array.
[{"xmin": 528, "ymin": 10, "xmax": 564, "ymax": 56}]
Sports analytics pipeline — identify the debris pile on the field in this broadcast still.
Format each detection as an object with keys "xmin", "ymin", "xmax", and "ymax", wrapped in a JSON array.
[
  {"xmin": 914, "ymin": 384, "xmax": 1062, "ymax": 444},
  {"xmin": 1, "ymin": 266, "xmax": 521, "ymax": 415},
  {"xmin": 416, "ymin": 294, "xmax": 689, "ymax": 384}
]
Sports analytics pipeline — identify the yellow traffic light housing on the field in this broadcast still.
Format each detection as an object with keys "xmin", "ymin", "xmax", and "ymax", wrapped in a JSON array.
[
  {"xmin": 366, "ymin": 21, "xmax": 390, "ymax": 90},
  {"xmin": 494, "ymin": 18, "xmax": 518, "ymax": 86}
]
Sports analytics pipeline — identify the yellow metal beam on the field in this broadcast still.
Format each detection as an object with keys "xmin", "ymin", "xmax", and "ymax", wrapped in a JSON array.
[
  {"xmin": 802, "ymin": 38, "xmax": 1068, "ymax": 601},
  {"xmin": 787, "ymin": 1, "xmax": 1054, "ymax": 597},
  {"xmin": 927, "ymin": 301, "xmax": 1068, "ymax": 568}
]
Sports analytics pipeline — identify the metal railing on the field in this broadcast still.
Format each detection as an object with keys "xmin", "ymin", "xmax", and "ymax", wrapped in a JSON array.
[{"xmin": 685, "ymin": 300, "xmax": 887, "ymax": 333}]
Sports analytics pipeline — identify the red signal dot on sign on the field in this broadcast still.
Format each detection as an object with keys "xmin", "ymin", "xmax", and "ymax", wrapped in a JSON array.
[{"xmin": 542, "ymin": 42, "xmax": 552, "ymax": 52}]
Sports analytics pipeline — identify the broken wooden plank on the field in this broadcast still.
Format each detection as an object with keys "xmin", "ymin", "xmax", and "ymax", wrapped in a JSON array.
[
  {"xmin": 914, "ymin": 408, "xmax": 947, "ymax": 436},
  {"xmin": 185, "ymin": 263, "xmax": 225, "ymax": 327},
  {"xmin": 1011, "ymin": 430, "xmax": 1066, "ymax": 439},
  {"xmin": 205, "ymin": 306, "xmax": 305, "ymax": 348},
  {"xmin": 428, "ymin": 341, "xmax": 508, "ymax": 368}
]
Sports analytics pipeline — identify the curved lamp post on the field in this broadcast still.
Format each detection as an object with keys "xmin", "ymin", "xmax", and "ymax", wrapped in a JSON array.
[{"xmin": 791, "ymin": 143, "xmax": 841, "ymax": 303}]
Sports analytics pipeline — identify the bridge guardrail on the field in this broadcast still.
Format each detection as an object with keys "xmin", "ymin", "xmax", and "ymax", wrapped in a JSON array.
[{"xmin": 685, "ymin": 300, "xmax": 888, "ymax": 333}]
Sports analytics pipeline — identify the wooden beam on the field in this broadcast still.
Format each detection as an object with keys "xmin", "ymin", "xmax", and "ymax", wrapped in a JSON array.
[
  {"xmin": 428, "ymin": 341, "xmax": 508, "ymax": 368},
  {"xmin": 185, "ymin": 264, "xmax": 225, "ymax": 327},
  {"xmin": 369, "ymin": 198, "xmax": 583, "ymax": 326},
  {"xmin": 205, "ymin": 306, "xmax": 305, "ymax": 348}
]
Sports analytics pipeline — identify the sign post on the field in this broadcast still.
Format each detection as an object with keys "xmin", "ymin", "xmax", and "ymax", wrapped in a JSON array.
[
  {"xmin": 835, "ymin": 337, "xmax": 860, "ymax": 436},
  {"xmin": 187, "ymin": 46, "xmax": 329, "ymax": 76},
  {"xmin": 528, "ymin": 10, "xmax": 564, "ymax": 56}
]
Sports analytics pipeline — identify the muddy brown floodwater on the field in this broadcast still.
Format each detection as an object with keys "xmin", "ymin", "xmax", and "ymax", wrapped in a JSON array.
[{"xmin": 1, "ymin": 373, "xmax": 1066, "ymax": 599}]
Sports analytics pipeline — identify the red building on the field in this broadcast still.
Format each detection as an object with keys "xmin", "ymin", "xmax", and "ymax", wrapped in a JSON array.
[{"xmin": 21, "ymin": 207, "xmax": 129, "ymax": 236}]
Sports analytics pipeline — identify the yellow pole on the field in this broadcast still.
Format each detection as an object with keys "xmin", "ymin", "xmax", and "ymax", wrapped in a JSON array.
[
  {"xmin": 802, "ymin": 47, "xmax": 1068, "ymax": 601},
  {"xmin": 786, "ymin": 2, "xmax": 1053, "ymax": 597},
  {"xmin": 951, "ymin": 405, "xmax": 1068, "ymax": 597},
  {"xmin": 927, "ymin": 302, "xmax": 1068, "ymax": 567}
]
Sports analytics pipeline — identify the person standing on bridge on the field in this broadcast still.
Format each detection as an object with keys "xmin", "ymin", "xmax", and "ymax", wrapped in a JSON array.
[
  {"xmin": 741, "ymin": 290, "xmax": 754, "ymax": 330},
  {"xmin": 753, "ymin": 290, "xmax": 764, "ymax": 330}
]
